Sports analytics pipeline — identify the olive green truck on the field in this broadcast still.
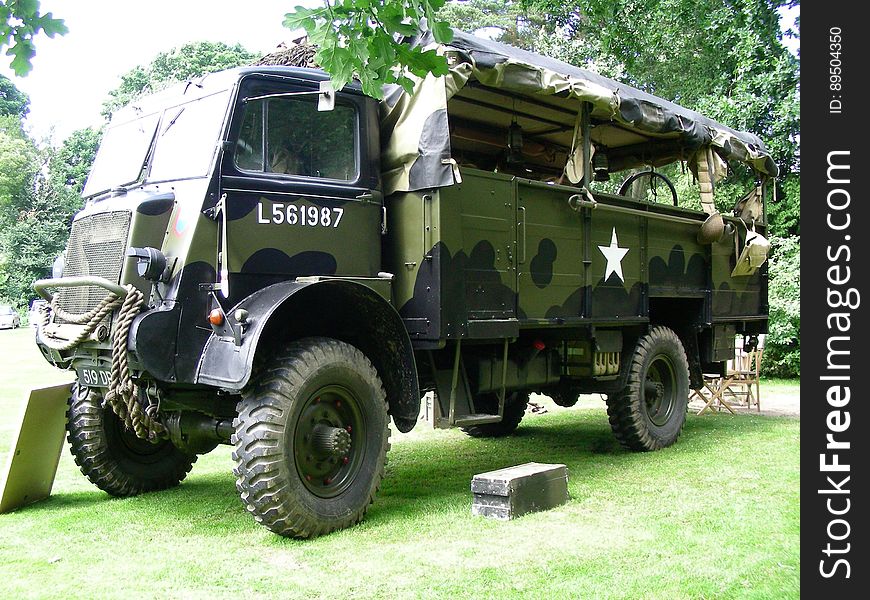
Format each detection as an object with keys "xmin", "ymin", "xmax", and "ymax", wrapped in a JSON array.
[{"xmin": 27, "ymin": 32, "xmax": 775, "ymax": 537}]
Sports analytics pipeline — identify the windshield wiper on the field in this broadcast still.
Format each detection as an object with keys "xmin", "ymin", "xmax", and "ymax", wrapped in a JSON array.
[{"xmin": 161, "ymin": 107, "xmax": 185, "ymax": 136}]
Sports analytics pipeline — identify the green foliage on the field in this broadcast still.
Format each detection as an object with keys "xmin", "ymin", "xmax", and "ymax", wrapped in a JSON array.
[
  {"xmin": 439, "ymin": 0, "xmax": 530, "ymax": 45},
  {"xmin": 0, "ymin": 119, "xmax": 97, "ymax": 308},
  {"xmin": 0, "ymin": 113, "xmax": 38, "ymax": 210},
  {"xmin": 769, "ymin": 172, "xmax": 799, "ymax": 237},
  {"xmin": 0, "ymin": 0, "xmax": 67, "ymax": 76},
  {"xmin": 0, "ymin": 195, "xmax": 69, "ymax": 308},
  {"xmin": 49, "ymin": 126, "xmax": 102, "ymax": 194},
  {"xmin": 440, "ymin": 0, "xmax": 627, "ymax": 77},
  {"xmin": 0, "ymin": 114, "xmax": 38, "ymax": 306},
  {"xmin": 102, "ymin": 41, "xmax": 258, "ymax": 118},
  {"xmin": 284, "ymin": 0, "xmax": 454, "ymax": 97},
  {"xmin": 0, "ymin": 72, "xmax": 28, "ymax": 116},
  {"xmin": 764, "ymin": 235, "xmax": 799, "ymax": 378},
  {"xmin": 0, "ymin": 114, "xmax": 46, "ymax": 307}
]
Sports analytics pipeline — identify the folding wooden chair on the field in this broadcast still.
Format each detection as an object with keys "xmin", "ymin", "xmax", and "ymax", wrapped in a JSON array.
[
  {"xmin": 694, "ymin": 373, "xmax": 736, "ymax": 415},
  {"xmin": 693, "ymin": 334, "xmax": 765, "ymax": 414},
  {"xmin": 721, "ymin": 337, "xmax": 764, "ymax": 411}
]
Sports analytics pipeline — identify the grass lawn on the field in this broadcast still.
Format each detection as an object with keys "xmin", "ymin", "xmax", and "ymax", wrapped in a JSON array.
[{"xmin": 0, "ymin": 328, "xmax": 799, "ymax": 599}]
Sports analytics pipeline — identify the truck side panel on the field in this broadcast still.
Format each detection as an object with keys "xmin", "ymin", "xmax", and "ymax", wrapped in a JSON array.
[{"xmin": 388, "ymin": 169, "xmax": 766, "ymax": 351}]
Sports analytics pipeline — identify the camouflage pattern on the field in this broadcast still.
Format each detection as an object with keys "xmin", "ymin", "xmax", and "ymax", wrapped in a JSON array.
[
  {"xmin": 21, "ymin": 38, "xmax": 778, "ymax": 539},
  {"xmin": 387, "ymin": 168, "xmax": 766, "ymax": 343}
]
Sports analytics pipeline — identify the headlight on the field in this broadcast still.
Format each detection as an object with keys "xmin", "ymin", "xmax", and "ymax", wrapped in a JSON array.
[
  {"xmin": 52, "ymin": 251, "xmax": 65, "ymax": 279},
  {"xmin": 126, "ymin": 246, "xmax": 170, "ymax": 282}
]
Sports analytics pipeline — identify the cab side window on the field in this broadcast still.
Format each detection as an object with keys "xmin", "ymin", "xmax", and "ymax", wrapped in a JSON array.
[{"xmin": 234, "ymin": 96, "xmax": 357, "ymax": 181}]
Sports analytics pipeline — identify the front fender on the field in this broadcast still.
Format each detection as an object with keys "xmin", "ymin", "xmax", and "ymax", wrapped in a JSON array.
[
  {"xmin": 195, "ymin": 280, "xmax": 313, "ymax": 390},
  {"xmin": 195, "ymin": 278, "xmax": 421, "ymax": 432}
]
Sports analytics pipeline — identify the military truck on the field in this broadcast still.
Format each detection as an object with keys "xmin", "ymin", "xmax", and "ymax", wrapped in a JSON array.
[{"xmin": 31, "ymin": 32, "xmax": 776, "ymax": 537}]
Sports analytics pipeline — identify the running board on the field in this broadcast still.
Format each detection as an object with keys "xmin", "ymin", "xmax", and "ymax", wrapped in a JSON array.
[{"xmin": 452, "ymin": 414, "xmax": 503, "ymax": 427}]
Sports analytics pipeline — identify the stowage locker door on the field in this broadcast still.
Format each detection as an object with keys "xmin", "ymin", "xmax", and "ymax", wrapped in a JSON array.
[
  {"xmin": 516, "ymin": 180, "xmax": 644, "ymax": 323},
  {"xmin": 515, "ymin": 178, "xmax": 584, "ymax": 321},
  {"xmin": 437, "ymin": 170, "xmax": 517, "ymax": 334},
  {"xmin": 585, "ymin": 202, "xmax": 644, "ymax": 320}
]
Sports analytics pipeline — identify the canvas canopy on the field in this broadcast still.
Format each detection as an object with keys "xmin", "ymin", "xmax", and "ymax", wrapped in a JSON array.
[{"xmin": 381, "ymin": 30, "xmax": 778, "ymax": 196}]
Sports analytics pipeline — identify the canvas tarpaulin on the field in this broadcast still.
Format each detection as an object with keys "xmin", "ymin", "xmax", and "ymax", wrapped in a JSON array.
[{"xmin": 380, "ymin": 30, "xmax": 778, "ymax": 196}]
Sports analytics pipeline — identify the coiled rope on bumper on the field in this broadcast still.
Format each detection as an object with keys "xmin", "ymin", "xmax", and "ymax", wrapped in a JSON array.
[
  {"xmin": 38, "ymin": 285, "xmax": 166, "ymax": 440},
  {"xmin": 38, "ymin": 292, "xmax": 123, "ymax": 351}
]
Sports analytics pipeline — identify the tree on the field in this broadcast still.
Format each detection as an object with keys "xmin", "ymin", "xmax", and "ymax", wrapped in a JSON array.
[
  {"xmin": 49, "ymin": 126, "xmax": 101, "ymax": 194},
  {"xmin": 1, "ymin": 0, "xmax": 67, "ymax": 75},
  {"xmin": 764, "ymin": 236, "xmax": 799, "ymax": 377},
  {"xmin": 0, "ymin": 113, "xmax": 38, "ymax": 210},
  {"xmin": 0, "ymin": 123, "xmax": 98, "ymax": 308},
  {"xmin": 284, "ymin": 0, "xmax": 454, "ymax": 98},
  {"xmin": 102, "ymin": 41, "xmax": 259, "ymax": 118},
  {"xmin": 0, "ymin": 72, "xmax": 28, "ymax": 116},
  {"xmin": 438, "ymin": 0, "xmax": 629, "ymax": 78},
  {"xmin": 0, "ymin": 112, "xmax": 43, "ymax": 306}
]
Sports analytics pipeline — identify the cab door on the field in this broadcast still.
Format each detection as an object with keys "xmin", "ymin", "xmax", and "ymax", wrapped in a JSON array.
[{"xmin": 219, "ymin": 74, "xmax": 382, "ymax": 304}]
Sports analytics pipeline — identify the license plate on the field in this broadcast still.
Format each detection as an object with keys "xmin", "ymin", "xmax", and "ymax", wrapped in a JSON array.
[{"xmin": 77, "ymin": 365, "xmax": 111, "ymax": 388}]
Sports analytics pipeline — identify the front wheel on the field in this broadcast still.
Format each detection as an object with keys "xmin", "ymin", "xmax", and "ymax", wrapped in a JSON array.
[
  {"xmin": 232, "ymin": 337, "xmax": 390, "ymax": 538},
  {"xmin": 606, "ymin": 326, "xmax": 689, "ymax": 451},
  {"xmin": 66, "ymin": 385, "xmax": 196, "ymax": 496}
]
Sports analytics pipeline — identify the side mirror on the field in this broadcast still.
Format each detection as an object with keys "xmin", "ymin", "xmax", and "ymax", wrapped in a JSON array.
[{"xmin": 318, "ymin": 80, "xmax": 335, "ymax": 112}]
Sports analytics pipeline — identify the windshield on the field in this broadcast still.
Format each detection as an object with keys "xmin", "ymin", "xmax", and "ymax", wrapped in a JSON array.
[
  {"xmin": 148, "ymin": 90, "xmax": 231, "ymax": 183},
  {"xmin": 83, "ymin": 89, "xmax": 231, "ymax": 197},
  {"xmin": 0, "ymin": 306, "xmax": 14, "ymax": 315},
  {"xmin": 83, "ymin": 111, "xmax": 160, "ymax": 197}
]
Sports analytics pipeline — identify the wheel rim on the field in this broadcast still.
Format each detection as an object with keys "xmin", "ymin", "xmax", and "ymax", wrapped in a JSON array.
[
  {"xmin": 643, "ymin": 354, "xmax": 677, "ymax": 427},
  {"xmin": 293, "ymin": 384, "xmax": 366, "ymax": 498}
]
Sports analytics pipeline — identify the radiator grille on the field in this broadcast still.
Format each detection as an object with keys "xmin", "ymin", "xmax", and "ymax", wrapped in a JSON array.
[{"xmin": 56, "ymin": 211, "xmax": 131, "ymax": 319}]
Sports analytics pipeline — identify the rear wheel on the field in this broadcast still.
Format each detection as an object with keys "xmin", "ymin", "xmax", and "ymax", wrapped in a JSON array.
[
  {"xmin": 606, "ymin": 326, "xmax": 689, "ymax": 451},
  {"xmin": 461, "ymin": 392, "xmax": 529, "ymax": 438},
  {"xmin": 232, "ymin": 337, "xmax": 390, "ymax": 538},
  {"xmin": 66, "ymin": 385, "xmax": 196, "ymax": 496}
]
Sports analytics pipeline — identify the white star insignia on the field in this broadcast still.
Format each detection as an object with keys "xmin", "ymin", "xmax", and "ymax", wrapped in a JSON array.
[{"xmin": 598, "ymin": 227, "xmax": 629, "ymax": 283}]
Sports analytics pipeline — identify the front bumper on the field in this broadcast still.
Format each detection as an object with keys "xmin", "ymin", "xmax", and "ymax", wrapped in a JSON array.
[
  {"xmin": 33, "ymin": 276, "xmax": 129, "ymax": 302},
  {"xmin": 32, "ymin": 276, "xmax": 131, "ymax": 368}
]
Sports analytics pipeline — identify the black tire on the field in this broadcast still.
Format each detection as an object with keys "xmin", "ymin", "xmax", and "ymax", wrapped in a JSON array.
[
  {"xmin": 549, "ymin": 386, "xmax": 580, "ymax": 407},
  {"xmin": 66, "ymin": 385, "xmax": 196, "ymax": 496},
  {"xmin": 606, "ymin": 326, "xmax": 689, "ymax": 451},
  {"xmin": 460, "ymin": 391, "xmax": 529, "ymax": 438},
  {"xmin": 232, "ymin": 337, "xmax": 390, "ymax": 538}
]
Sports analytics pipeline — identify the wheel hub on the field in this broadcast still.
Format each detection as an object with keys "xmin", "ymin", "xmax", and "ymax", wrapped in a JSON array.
[
  {"xmin": 294, "ymin": 385, "xmax": 365, "ymax": 498},
  {"xmin": 644, "ymin": 355, "xmax": 676, "ymax": 427},
  {"xmin": 311, "ymin": 424, "xmax": 352, "ymax": 457},
  {"xmin": 644, "ymin": 381, "xmax": 665, "ymax": 406}
]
